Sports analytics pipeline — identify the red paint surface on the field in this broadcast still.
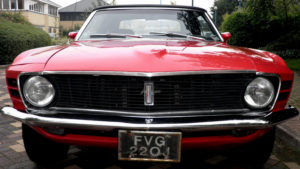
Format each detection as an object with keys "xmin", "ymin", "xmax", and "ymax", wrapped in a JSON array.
[
  {"xmin": 68, "ymin": 32, "xmax": 78, "ymax": 40},
  {"xmin": 42, "ymin": 40, "xmax": 289, "ymax": 73},
  {"xmin": 5, "ymin": 39, "xmax": 294, "ymax": 146},
  {"xmin": 221, "ymin": 32, "xmax": 231, "ymax": 43},
  {"xmin": 9, "ymin": 39, "xmax": 292, "ymax": 75},
  {"xmin": 34, "ymin": 127, "xmax": 270, "ymax": 149}
]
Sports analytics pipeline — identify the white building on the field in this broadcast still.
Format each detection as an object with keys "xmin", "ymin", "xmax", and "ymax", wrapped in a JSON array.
[{"xmin": 0, "ymin": 0, "xmax": 61, "ymax": 37}]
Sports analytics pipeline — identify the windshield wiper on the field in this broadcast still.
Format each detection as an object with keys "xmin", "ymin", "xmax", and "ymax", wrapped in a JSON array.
[
  {"xmin": 149, "ymin": 32, "xmax": 205, "ymax": 41},
  {"xmin": 90, "ymin": 34, "xmax": 142, "ymax": 39}
]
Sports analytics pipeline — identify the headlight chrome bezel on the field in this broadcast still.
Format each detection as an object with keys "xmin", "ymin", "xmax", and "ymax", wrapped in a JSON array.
[
  {"xmin": 244, "ymin": 77, "xmax": 276, "ymax": 109},
  {"xmin": 22, "ymin": 76, "xmax": 55, "ymax": 108}
]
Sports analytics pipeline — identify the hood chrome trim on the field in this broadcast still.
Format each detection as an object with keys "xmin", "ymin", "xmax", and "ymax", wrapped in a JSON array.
[{"xmin": 23, "ymin": 70, "xmax": 256, "ymax": 77}]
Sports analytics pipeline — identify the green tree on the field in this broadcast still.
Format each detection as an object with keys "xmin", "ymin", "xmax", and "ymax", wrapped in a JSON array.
[
  {"xmin": 246, "ymin": 0, "xmax": 275, "ymax": 17},
  {"xmin": 246, "ymin": 0, "xmax": 300, "ymax": 19},
  {"xmin": 273, "ymin": 0, "xmax": 300, "ymax": 21},
  {"xmin": 210, "ymin": 0, "xmax": 246, "ymax": 27},
  {"xmin": 221, "ymin": 0, "xmax": 300, "ymax": 58}
]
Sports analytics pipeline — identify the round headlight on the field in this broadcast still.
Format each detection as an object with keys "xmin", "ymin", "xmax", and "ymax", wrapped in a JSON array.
[
  {"xmin": 244, "ymin": 77, "xmax": 275, "ymax": 109},
  {"xmin": 23, "ymin": 76, "xmax": 55, "ymax": 107}
]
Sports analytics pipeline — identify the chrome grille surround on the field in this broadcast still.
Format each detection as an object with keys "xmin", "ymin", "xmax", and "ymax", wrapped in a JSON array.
[{"xmin": 18, "ymin": 71, "xmax": 281, "ymax": 117}]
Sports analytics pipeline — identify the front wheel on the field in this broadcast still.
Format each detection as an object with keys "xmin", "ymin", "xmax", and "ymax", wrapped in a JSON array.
[
  {"xmin": 230, "ymin": 128, "xmax": 275, "ymax": 167},
  {"xmin": 22, "ymin": 124, "xmax": 69, "ymax": 166}
]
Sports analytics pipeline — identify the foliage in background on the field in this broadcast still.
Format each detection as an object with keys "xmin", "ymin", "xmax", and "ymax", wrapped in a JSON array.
[
  {"xmin": 221, "ymin": 0, "xmax": 300, "ymax": 59},
  {"xmin": 284, "ymin": 59, "xmax": 300, "ymax": 71},
  {"xmin": 246, "ymin": 0, "xmax": 276, "ymax": 16},
  {"xmin": 0, "ymin": 12, "xmax": 29, "ymax": 25},
  {"xmin": 0, "ymin": 12, "xmax": 51, "ymax": 64},
  {"xmin": 51, "ymin": 37, "xmax": 70, "ymax": 46},
  {"xmin": 264, "ymin": 28, "xmax": 300, "ymax": 52},
  {"xmin": 59, "ymin": 25, "xmax": 82, "ymax": 37},
  {"xmin": 211, "ymin": 0, "xmax": 247, "ymax": 27}
]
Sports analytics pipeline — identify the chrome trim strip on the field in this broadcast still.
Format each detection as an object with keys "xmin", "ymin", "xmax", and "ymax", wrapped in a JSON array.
[
  {"xmin": 17, "ymin": 70, "xmax": 256, "ymax": 110},
  {"xmin": 17, "ymin": 73, "xmax": 29, "ymax": 109},
  {"xmin": 95, "ymin": 7, "xmax": 207, "ymax": 11},
  {"xmin": 1, "ymin": 106, "xmax": 298, "ymax": 131},
  {"xmin": 46, "ymin": 107, "xmax": 250, "ymax": 117},
  {"xmin": 75, "ymin": 11, "xmax": 97, "ymax": 41},
  {"xmin": 17, "ymin": 71, "xmax": 281, "ymax": 114},
  {"xmin": 21, "ymin": 70, "xmax": 256, "ymax": 77},
  {"xmin": 204, "ymin": 12, "xmax": 224, "ymax": 42},
  {"xmin": 256, "ymin": 72, "xmax": 281, "ymax": 115},
  {"xmin": 17, "ymin": 70, "xmax": 255, "ymax": 110},
  {"xmin": 144, "ymin": 82, "xmax": 154, "ymax": 106},
  {"xmin": 77, "ymin": 7, "xmax": 223, "ymax": 42}
]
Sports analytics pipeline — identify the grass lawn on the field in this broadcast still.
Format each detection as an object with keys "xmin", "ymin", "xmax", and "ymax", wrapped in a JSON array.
[{"xmin": 285, "ymin": 59, "xmax": 300, "ymax": 71}]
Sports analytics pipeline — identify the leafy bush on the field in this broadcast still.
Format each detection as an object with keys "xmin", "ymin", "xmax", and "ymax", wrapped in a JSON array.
[
  {"xmin": 221, "ymin": 0, "xmax": 300, "ymax": 59},
  {"xmin": 262, "ymin": 15, "xmax": 300, "ymax": 59},
  {"xmin": 264, "ymin": 30, "xmax": 300, "ymax": 51},
  {"xmin": 221, "ymin": 11, "xmax": 254, "ymax": 47},
  {"xmin": 0, "ymin": 12, "xmax": 29, "ymax": 24},
  {"xmin": 0, "ymin": 12, "xmax": 51, "ymax": 64},
  {"xmin": 221, "ymin": 11, "xmax": 284, "ymax": 48},
  {"xmin": 210, "ymin": 0, "xmax": 247, "ymax": 27},
  {"xmin": 284, "ymin": 59, "xmax": 300, "ymax": 71},
  {"xmin": 51, "ymin": 37, "xmax": 70, "ymax": 46},
  {"xmin": 59, "ymin": 24, "xmax": 81, "ymax": 37},
  {"xmin": 270, "ymin": 50, "xmax": 300, "ymax": 59}
]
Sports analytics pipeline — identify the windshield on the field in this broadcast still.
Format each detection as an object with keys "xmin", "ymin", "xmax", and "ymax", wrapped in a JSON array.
[{"xmin": 79, "ymin": 9, "xmax": 221, "ymax": 41}]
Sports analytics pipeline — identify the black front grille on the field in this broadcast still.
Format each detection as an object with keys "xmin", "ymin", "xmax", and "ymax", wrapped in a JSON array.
[{"xmin": 41, "ymin": 73, "xmax": 255, "ymax": 112}]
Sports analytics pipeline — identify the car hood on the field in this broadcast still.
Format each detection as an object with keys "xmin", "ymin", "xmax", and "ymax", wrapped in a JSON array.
[{"xmin": 42, "ymin": 39, "xmax": 276, "ymax": 72}]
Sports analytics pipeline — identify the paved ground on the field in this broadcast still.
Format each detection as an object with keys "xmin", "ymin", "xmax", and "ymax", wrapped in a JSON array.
[
  {"xmin": 277, "ymin": 72, "xmax": 300, "ymax": 152},
  {"xmin": 0, "ymin": 67, "xmax": 300, "ymax": 169}
]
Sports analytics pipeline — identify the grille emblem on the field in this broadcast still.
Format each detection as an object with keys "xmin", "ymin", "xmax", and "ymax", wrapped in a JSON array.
[
  {"xmin": 144, "ymin": 82, "xmax": 154, "ymax": 106},
  {"xmin": 145, "ymin": 118, "xmax": 153, "ymax": 124}
]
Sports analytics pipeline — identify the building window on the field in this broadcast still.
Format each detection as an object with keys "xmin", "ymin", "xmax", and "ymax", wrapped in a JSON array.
[
  {"xmin": 48, "ymin": 27, "xmax": 52, "ymax": 33},
  {"xmin": 11, "ymin": 0, "xmax": 15, "ymax": 9},
  {"xmin": 48, "ymin": 5, "xmax": 57, "ymax": 16},
  {"xmin": 60, "ymin": 12, "xmax": 89, "ymax": 21},
  {"xmin": 18, "ymin": 0, "xmax": 23, "ymax": 9},
  {"xmin": 29, "ymin": 1, "xmax": 44, "ymax": 13},
  {"xmin": 3, "ymin": 0, "xmax": 10, "ymax": 9}
]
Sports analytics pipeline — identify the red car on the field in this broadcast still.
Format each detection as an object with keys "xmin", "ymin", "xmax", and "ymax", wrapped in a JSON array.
[{"xmin": 1, "ymin": 5, "xmax": 299, "ymax": 166}]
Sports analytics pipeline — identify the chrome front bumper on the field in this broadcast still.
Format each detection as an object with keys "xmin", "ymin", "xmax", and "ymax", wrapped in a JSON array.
[{"xmin": 1, "ymin": 106, "xmax": 299, "ymax": 131}]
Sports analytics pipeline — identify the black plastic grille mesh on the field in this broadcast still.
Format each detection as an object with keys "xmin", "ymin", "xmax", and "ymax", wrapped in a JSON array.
[{"xmin": 43, "ymin": 74, "xmax": 255, "ymax": 112}]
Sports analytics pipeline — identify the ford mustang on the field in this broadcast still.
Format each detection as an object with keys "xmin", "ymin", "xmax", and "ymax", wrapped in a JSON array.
[{"xmin": 1, "ymin": 5, "xmax": 299, "ymax": 166}]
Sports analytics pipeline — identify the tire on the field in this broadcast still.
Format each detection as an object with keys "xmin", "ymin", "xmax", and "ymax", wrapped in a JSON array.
[
  {"xmin": 230, "ymin": 128, "xmax": 275, "ymax": 167},
  {"xmin": 22, "ymin": 124, "xmax": 69, "ymax": 166}
]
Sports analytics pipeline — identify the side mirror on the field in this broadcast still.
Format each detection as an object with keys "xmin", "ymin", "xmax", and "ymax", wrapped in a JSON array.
[
  {"xmin": 221, "ymin": 32, "xmax": 231, "ymax": 43},
  {"xmin": 68, "ymin": 32, "xmax": 78, "ymax": 40}
]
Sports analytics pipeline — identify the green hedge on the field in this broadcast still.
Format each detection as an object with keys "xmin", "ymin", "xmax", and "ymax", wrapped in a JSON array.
[
  {"xmin": 263, "ymin": 30, "xmax": 300, "ymax": 59},
  {"xmin": 268, "ymin": 50, "xmax": 300, "ymax": 59},
  {"xmin": 221, "ymin": 11, "xmax": 284, "ymax": 48},
  {"xmin": 284, "ymin": 59, "xmax": 300, "ymax": 71},
  {"xmin": 221, "ymin": 11, "xmax": 255, "ymax": 47},
  {"xmin": 0, "ymin": 13, "xmax": 51, "ymax": 64},
  {"xmin": 221, "ymin": 11, "xmax": 300, "ymax": 59}
]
